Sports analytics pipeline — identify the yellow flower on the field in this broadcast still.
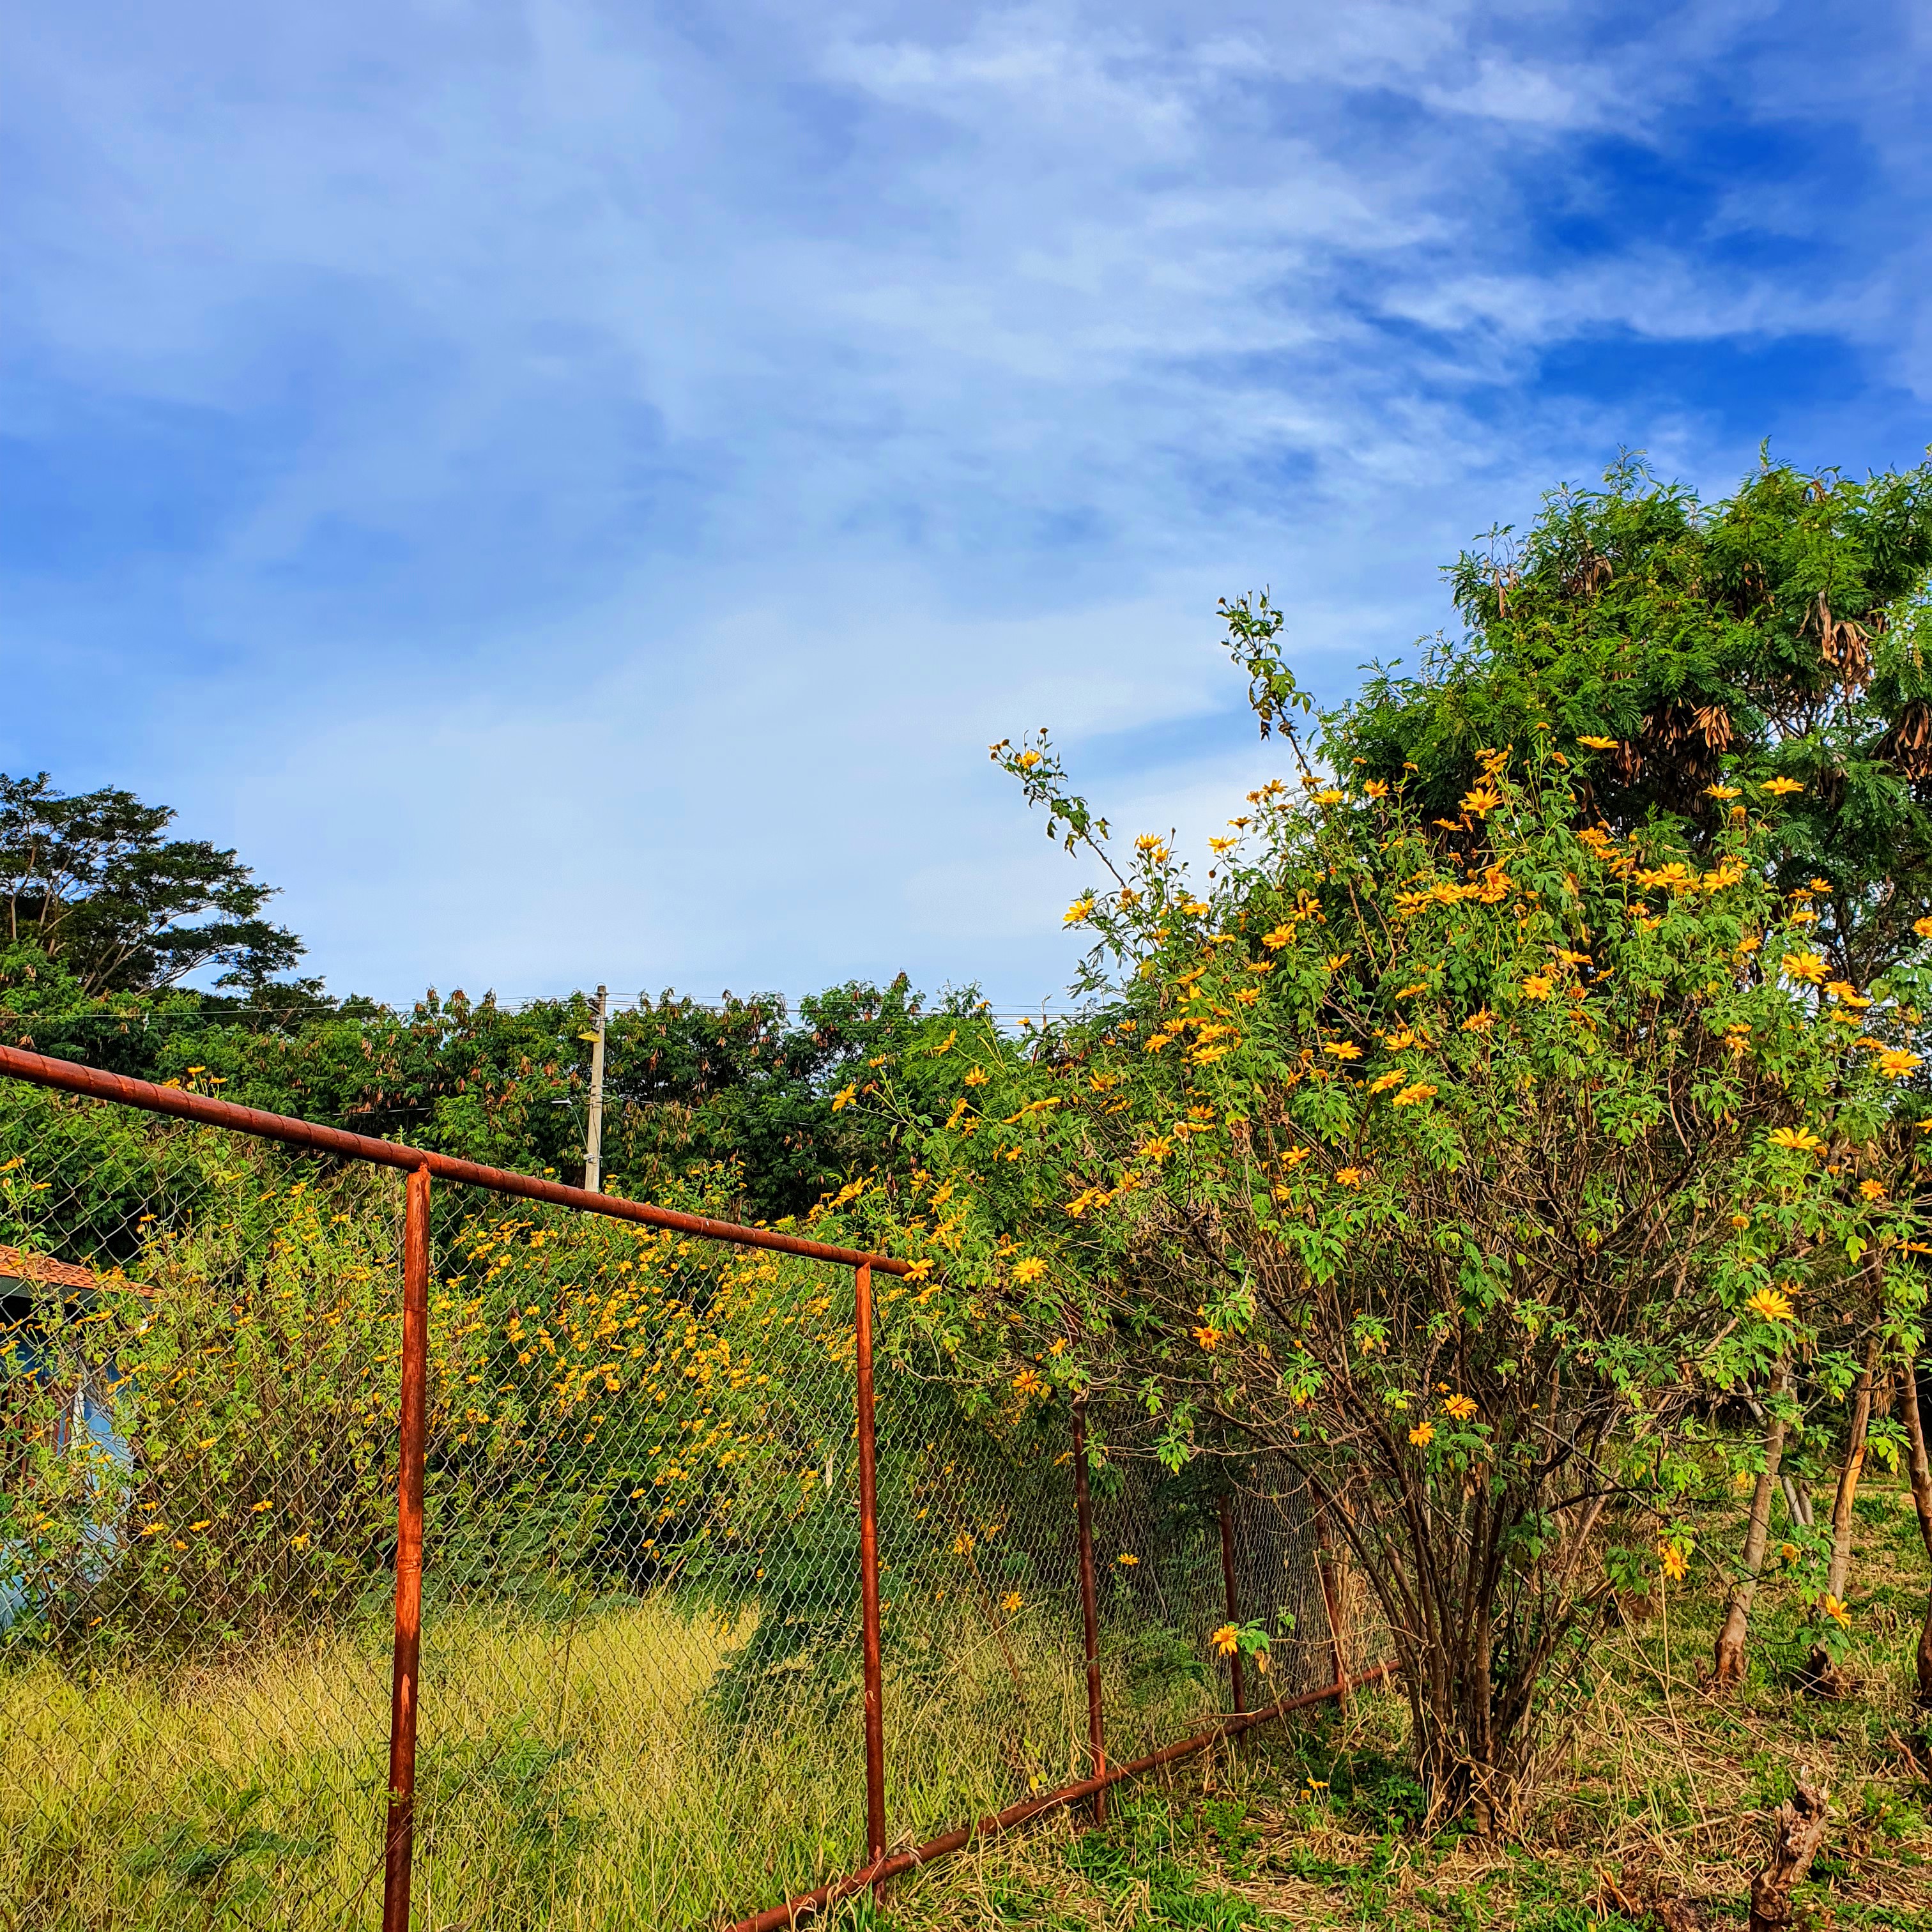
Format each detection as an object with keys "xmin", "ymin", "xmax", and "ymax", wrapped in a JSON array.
[
  {"xmin": 1767, "ymin": 1126, "xmax": 1823, "ymax": 1154},
  {"xmin": 1011, "ymin": 1257, "xmax": 1046, "ymax": 1285},
  {"xmin": 1441, "ymin": 1393, "xmax": 1477, "ymax": 1422},
  {"xmin": 289, "ymin": 1535, "xmax": 310, "ymax": 1550},
  {"xmin": 1821, "ymin": 1593, "xmax": 1851, "ymax": 1629},
  {"xmin": 1780, "ymin": 951, "xmax": 1828, "ymax": 984},
  {"xmin": 1193, "ymin": 1322, "xmax": 1222, "ymax": 1350},
  {"xmin": 1000, "ymin": 1591, "xmax": 1024, "ymax": 1613},
  {"xmin": 1409, "ymin": 1421, "xmax": 1436, "ymax": 1447},
  {"xmin": 1335, "ymin": 1167, "xmax": 1363, "ymax": 1189},
  {"xmin": 1460, "ymin": 783, "xmax": 1504, "ymax": 816},
  {"xmin": 1761, "ymin": 776, "xmax": 1805, "ymax": 795},
  {"xmin": 1210, "ymin": 1622, "xmax": 1241, "ymax": 1657},
  {"xmin": 1367, "ymin": 1068, "xmax": 1407, "ymax": 1094},
  {"xmin": 832, "ymin": 1083, "xmax": 857, "ymax": 1111},
  {"xmin": 1744, "ymin": 1285, "xmax": 1794, "ymax": 1324},
  {"xmin": 1323, "ymin": 1040, "xmax": 1362, "ymax": 1060},
  {"xmin": 1915, "ymin": 916, "xmax": 1932, "ymax": 939},
  {"xmin": 1325, "ymin": 952, "xmax": 1351, "ymax": 970},
  {"xmin": 187, "ymin": 1520, "xmax": 212, "ymax": 1533},
  {"xmin": 1312, "ymin": 788, "xmax": 1346, "ymax": 806},
  {"xmin": 1658, "ymin": 1540, "xmax": 1689, "ymax": 1582},
  {"xmin": 1705, "ymin": 783, "xmax": 1740, "ymax": 799},
  {"xmin": 1461, "ymin": 1008, "xmax": 1494, "ymax": 1034},
  {"xmin": 1016, "ymin": 749, "xmax": 1043, "ymax": 769},
  {"xmin": 1522, "ymin": 974, "xmax": 1554, "ymax": 1001},
  {"xmin": 1878, "ymin": 1048, "xmax": 1922, "ymax": 1078},
  {"xmin": 1393, "ymin": 1082, "xmax": 1438, "ymax": 1107},
  {"xmin": 1858, "ymin": 1179, "xmax": 1885, "ymax": 1202},
  {"xmin": 1064, "ymin": 896, "xmax": 1096, "ymax": 924},
  {"xmin": 1577, "ymin": 735, "xmax": 1618, "ymax": 751},
  {"xmin": 250, "ymin": 1499, "xmax": 273, "ymax": 1514},
  {"xmin": 964, "ymin": 1066, "xmax": 988, "ymax": 1085},
  {"xmin": 1824, "ymin": 981, "xmax": 1871, "ymax": 1008},
  {"xmin": 1117, "ymin": 1552, "xmax": 1139, "ymax": 1566},
  {"xmin": 1363, "ymin": 779, "xmax": 1389, "ymax": 799},
  {"xmin": 1262, "ymin": 923, "xmax": 1296, "ymax": 950}
]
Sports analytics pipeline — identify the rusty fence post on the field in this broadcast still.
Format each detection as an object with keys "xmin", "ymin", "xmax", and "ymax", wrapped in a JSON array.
[
  {"xmin": 1316, "ymin": 1510, "xmax": 1351, "ymax": 1706},
  {"xmin": 853, "ymin": 1261, "xmax": 888, "ymax": 1882},
  {"xmin": 1070, "ymin": 1401, "xmax": 1108, "ymax": 1825},
  {"xmin": 382, "ymin": 1164, "xmax": 432, "ymax": 1932},
  {"xmin": 1218, "ymin": 1496, "xmax": 1245, "ymax": 1717}
]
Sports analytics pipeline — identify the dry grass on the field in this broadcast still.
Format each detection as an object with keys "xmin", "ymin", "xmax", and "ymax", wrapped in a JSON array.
[
  {"xmin": 0, "ymin": 1590, "xmax": 1217, "ymax": 1930},
  {"xmin": 4, "ymin": 1486, "xmax": 1924, "ymax": 1930},
  {"xmin": 870, "ymin": 1481, "xmax": 1932, "ymax": 1932}
]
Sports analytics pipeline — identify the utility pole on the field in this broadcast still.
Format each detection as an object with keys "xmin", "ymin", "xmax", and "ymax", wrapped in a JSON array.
[{"xmin": 583, "ymin": 985, "xmax": 608, "ymax": 1193}]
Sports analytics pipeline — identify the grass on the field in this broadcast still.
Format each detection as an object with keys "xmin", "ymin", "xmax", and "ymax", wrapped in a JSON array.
[
  {"xmin": 0, "ymin": 1588, "xmax": 1220, "ymax": 1929},
  {"xmin": 4, "ymin": 1484, "xmax": 1926, "ymax": 1931},
  {"xmin": 862, "ymin": 1480, "xmax": 1932, "ymax": 1932}
]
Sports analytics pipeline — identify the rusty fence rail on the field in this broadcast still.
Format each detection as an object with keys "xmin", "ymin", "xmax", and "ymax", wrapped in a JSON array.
[{"xmin": 0, "ymin": 1046, "xmax": 1382, "ymax": 1932}]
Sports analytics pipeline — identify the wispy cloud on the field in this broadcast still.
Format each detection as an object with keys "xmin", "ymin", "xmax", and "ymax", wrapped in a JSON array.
[{"xmin": 4, "ymin": 0, "xmax": 1928, "ymax": 1002}]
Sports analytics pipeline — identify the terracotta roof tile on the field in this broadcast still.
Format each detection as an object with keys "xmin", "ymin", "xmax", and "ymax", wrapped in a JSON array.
[{"xmin": 0, "ymin": 1244, "xmax": 153, "ymax": 1298}]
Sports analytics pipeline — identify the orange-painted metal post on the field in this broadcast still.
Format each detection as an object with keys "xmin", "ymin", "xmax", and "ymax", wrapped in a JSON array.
[
  {"xmin": 1316, "ymin": 1512, "xmax": 1351, "ymax": 1708},
  {"xmin": 382, "ymin": 1164, "xmax": 432, "ymax": 1932},
  {"xmin": 1218, "ymin": 1496, "xmax": 1245, "ymax": 1717},
  {"xmin": 853, "ymin": 1262, "xmax": 887, "ymax": 1880},
  {"xmin": 1071, "ymin": 1402, "xmax": 1108, "ymax": 1825}
]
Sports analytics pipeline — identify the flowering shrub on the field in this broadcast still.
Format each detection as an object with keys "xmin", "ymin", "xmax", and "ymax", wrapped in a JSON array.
[
  {"xmin": 1, "ymin": 1137, "xmax": 420, "ymax": 1653},
  {"xmin": 873, "ymin": 711, "xmax": 1929, "ymax": 1823}
]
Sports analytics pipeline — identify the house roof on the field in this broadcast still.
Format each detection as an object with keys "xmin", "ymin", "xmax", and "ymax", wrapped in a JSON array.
[{"xmin": 0, "ymin": 1244, "xmax": 153, "ymax": 1299}]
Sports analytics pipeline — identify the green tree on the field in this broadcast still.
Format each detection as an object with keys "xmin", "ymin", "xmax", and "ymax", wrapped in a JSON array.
[
  {"xmin": 1321, "ymin": 453, "xmax": 1932, "ymax": 986},
  {"xmin": 2, "ymin": 970, "xmax": 985, "ymax": 1229},
  {"xmin": 0, "ymin": 773, "xmax": 304, "ymax": 995}
]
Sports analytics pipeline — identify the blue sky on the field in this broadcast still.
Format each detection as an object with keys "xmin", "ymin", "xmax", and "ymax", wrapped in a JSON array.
[{"xmin": 4, "ymin": 1, "xmax": 1929, "ymax": 1010}]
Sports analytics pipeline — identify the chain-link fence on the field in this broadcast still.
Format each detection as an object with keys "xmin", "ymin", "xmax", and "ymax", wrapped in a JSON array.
[{"xmin": 1, "ymin": 1045, "xmax": 1377, "ymax": 1932}]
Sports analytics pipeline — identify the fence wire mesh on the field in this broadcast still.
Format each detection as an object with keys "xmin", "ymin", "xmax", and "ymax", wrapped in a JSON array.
[{"xmin": 1, "ymin": 1064, "xmax": 1374, "ymax": 1932}]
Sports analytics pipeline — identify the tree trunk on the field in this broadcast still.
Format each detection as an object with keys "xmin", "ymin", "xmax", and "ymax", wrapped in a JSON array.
[
  {"xmin": 1900, "ymin": 1357, "xmax": 1932, "ymax": 1710},
  {"xmin": 1747, "ymin": 1774, "xmax": 1829, "ymax": 1932},
  {"xmin": 1714, "ymin": 1367, "xmax": 1790, "ymax": 1686},
  {"xmin": 1805, "ymin": 1340, "xmax": 1878, "ymax": 1690},
  {"xmin": 1414, "ymin": 1699, "xmax": 1514, "ymax": 1836},
  {"xmin": 1823, "ymin": 1342, "xmax": 1878, "ymax": 1605},
  {"xmin": 1780, "ymin": 1473, "xmax": 1813, "ymax": 1529}
]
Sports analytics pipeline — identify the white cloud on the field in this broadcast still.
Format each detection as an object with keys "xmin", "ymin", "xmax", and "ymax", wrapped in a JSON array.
[{"xmin": 3, "ymin": 0, "xmax": 1927, "ymax": 1004}]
